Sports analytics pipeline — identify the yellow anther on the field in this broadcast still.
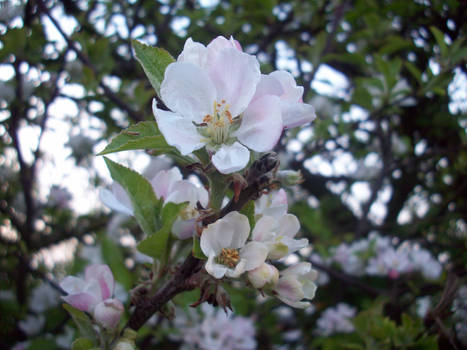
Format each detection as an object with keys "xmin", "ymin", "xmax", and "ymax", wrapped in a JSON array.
[{"xmin": 217, "ymin": 248, "xmax": 240, "ymax": 268}]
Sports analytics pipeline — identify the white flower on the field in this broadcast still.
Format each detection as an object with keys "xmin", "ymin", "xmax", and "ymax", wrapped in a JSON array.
[
  {"xmin": 153, "ymin": 36, "xmax": 284, "ymax": 174},
  {"xmin": 252, "ymin": 214, "xmax": 308, "ymax": 260},
  {"xmin": 18, "ymin": 314, "xmax": 45, "ymax": 336},
  {"xmin": 29, "ymin": 282, "xmax": 60, "ymax": 313},
  {"xmin": 316, "ymin": 303, "xmax": 357, "ymax": 336},
  {"xmin": 200, "ymin": 211, "xmax": 268, "ymax": 278},
  {"xmin": 274, "ymin": 262, "xmax": 317, "ymax": 308},
  {"xmin": 410, "ymin": 248, "xmax": 442, "ymax": 280}
]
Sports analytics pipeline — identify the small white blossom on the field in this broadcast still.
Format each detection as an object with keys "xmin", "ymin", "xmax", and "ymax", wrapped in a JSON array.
[{"xmin": 316, "ymin": 303, "xmax": 357, "ymax": 336}]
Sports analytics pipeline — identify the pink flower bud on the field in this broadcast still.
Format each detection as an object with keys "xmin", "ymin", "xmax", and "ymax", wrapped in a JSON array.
[
  {"xmin": 248, "ymin": 263, "xmax": 279, "ymax": 289},
  {"xmin": 93, "ymin": 298, "xmax": 124, "ymax": 329}
]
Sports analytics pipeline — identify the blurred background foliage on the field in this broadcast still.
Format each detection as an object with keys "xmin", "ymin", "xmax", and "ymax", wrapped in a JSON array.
[{"xmin": 0, "ymin": 0, "xmax": 466, "ymax": 349}]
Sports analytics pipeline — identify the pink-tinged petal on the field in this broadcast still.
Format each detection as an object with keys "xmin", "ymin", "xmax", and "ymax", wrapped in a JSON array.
[
  {"xmin": 62, "ymin": 292, "xmax": 99, "ymax": 312},
  {"xmin": 255, "ymin": 189, "xmax": 288, "ymax": 218},
  {"xmin": 225, "ymin": 259, "xmax": 247, "ymax": 278},
  {"xmin": 251, "ymin": 74, "xmax": 283, "ymax": 102},
  {"xmin": 85, "ymin": 264, "xmax": 114, "ymax": 300},
  {"xmin": 229, "ymin": 36, "xmax": 243, "ymax": 51},
  {"xmin": 205, "ymin": 255, "xmax": 228, "ymax": 279},
  {"xmin": 172, "ymin": 218, "xmax": 196, "ymax": 240},
  {"xmin": 207, "ymin": 48, "xmax": 260, "ymax": 117},
  {"xmin": 211, "ymin": 142, "xmax": 250, "ymax": 174},
  {"xmin": 222, "ymin": 211, "xmax": 250, "ymax": 249},
  {"xmin": 153, "ymin": 103, "xmax": 206, "ymax": 155},
  {"xmin": 252, "ymin": 216, "xmax": 278, "ymax": 242},
  {"xmin": 236, "ymin": 95, "xmax": 283, "ymax": 152},
  {"xmin": 99, "ymin": 187, "xmax": 133, "ymax": 216},
  {"xmin": 240, "ymin": 241, "xmax": 269, "ymax": 271},
  {"xmin": 60, "ymin": 276, "xmax": 85, "ymax": 295},
  {"xmin": 150, "ymin": 167, "xmax": 183, "ymax": 200},
  {"xmin": 160, "ymin": 62, "xmax": 216, "ymax": 123},
  {"xmin": 278, "ymin": 214, "xmax": 300, "ymax": 238},
  {"xmin": 270, "ymin": 70, "xmax": 303, "ymax": 102},
  {"xmin": 207, "ymin": 36, "xmax": 237, "ymax": 52},
  {"xmin": 281, "ymin": 101, "xmax": 316, "ymax": 129},
  {"xmin": 177, "ymin": 38, "xmax": 208, "ymax": 67},
  {"xmin": 93, "ymin": 299, "xmax": 124, "ymax": 329}
]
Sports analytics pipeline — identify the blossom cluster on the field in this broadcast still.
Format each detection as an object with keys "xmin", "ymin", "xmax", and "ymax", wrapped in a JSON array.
[
  {"xmin": 325, "ymin": 233, "xmax": 442, "ymax": 280},
  {"xmin": 200, "ymin": 189, "xmax": 318, "ymax": 308},
  {"xmin": 453, "ymin": 285, "xmax": 467, "ymax": 346},
  {"xmin": 170, "ymin": 304, "xmax": 256, "ymax": 350}
]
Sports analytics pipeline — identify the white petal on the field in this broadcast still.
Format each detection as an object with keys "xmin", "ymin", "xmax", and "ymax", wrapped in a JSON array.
[
  {"xmin": 171, "ymin": 218, "xmax": 196, "ymax": 240},
  {"xmin": 276, "ymin": 296, "xmax": 311, "ymax": 309},
  {"xmin": 255, "ymin": 189, "xmax": 288, "ymax": 218},
  {"xmin": 281, "ymin": 101, "xmax": 316, "ymax": 129},
  {"xmin": 197, "ymin": 185, "xmax": 209, "ymax": 208},
  {"xmin": 160, "ymin": 62, "xmax": 216, "ymax": 123},
  {"xmin": 207, "ymin": 48, "xmax": 260, "ymax": 117},
  {"xmin": 302, "ymin": 279, "xmax": 317, "ymax": 300},
  {"xmin": 165, "ymin": 180, "xmax": 199, "ymax": 205},
  {"xmin": 270, "ymin": 70, "xmax": 303, "ymax": 102},
  {"xmin": 99, "ymin": 187, "xmax": 133, "ymax": 216},
  {"xmin": 252, "ymin": 216, "xmax": 278, "ymax": 242},
  {"xmin": 278, "ymin": 214, "xmax": 300, "ymax": 238},
  {"xmin": 205, "ymin": 255, "xmax": 228, "ymax": 279},
  {"xmin": 153, "ymin": 103, "xmax": 206, "ymax": 155},
  {"xmin": 282, "ymin": 262, "xmax": 312, "ymax": 277},
  {"xmin": 235, "ymin": 95, "xmax": 283, "ymax": 152},
  {"xmin": 240, "ymin": 241, "xmax": 269, "ymax": 271},
  {"xmin": 221, "ymin": 211, "xmax": 250, "ymax": 249},
  {"xmin": 211, "ymin": 142, "xmax": 250, "ymax": 174},
  {"xmin": 280, "ymin": 236, "xmax": 309, "ymax": 255},
  {"xmin": 177, "ymin": 38, "xmax": 208, "ymax": 67},
  {"xmin": 225, "ymin": 259, "xmax": 247, "ymax": 278},
  {"xmin": 275, "ymin": 275, "xmax": 304, "ymax": 301},
  {"xmin": 149, "ymin": 167, "xmax": 182, "ymax": 200},
  {"xmin": 201, "ymin": 214, "xmax": 238, "ymax": 256}
]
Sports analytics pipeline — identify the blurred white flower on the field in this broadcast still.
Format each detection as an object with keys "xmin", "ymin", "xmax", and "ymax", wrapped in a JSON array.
[
  {"xmin": 29, "ymin": 282, "xmax": 60, "ymax": 313},
  {"xmin": 19, "ymin": 314, "xmax": 45, "ymax": 336},
  {"xmin": 316, "ymin": 303, "xmax": 356, "ymax": 336}
]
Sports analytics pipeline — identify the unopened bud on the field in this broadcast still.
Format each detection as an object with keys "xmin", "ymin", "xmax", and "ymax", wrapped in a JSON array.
[
  {"xmin": 248, "ymin": 263, "xmax": 279, "ymax": 289},
  {"xmin": 93, "ymin": 298, "xmax": 124, "ymax": 329},
  {"xmin": 277, "ymin": 170, "xmax": 303, "ymax": 186},
  {"xmin": 112, "ymin": 329, "xmax": 137, "ymax": 350}
]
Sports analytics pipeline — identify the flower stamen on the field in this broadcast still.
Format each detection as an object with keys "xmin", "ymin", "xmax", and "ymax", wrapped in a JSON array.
[{"xmin": 217, "ymin": 248, "xmax": 240, "ymax": 268}]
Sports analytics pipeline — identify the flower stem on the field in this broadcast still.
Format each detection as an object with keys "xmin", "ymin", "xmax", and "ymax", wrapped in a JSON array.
[{"xmin": 208, "ymin": 173, "xmax": 229, "ymax": 212}]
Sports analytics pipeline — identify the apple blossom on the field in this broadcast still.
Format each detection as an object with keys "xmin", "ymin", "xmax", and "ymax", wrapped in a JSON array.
[
  {"xmin": 100, "ymin": 167, "xmax": 208, "ymax": 239},
  {"xmin": 200, "ymin": 211, "xmax": 268, "ymax": 279},
  {"xmin": 251, "ymin": 214, "xmax": 308, "ymax": 260},
  {"xmin": 153, "ymin": 36, "xmax": 284, "ymax": 174},
  {"xmin": 274, "ymin": 262, "xmax": 318, "ymax": 309},
  {"xmin": 60, "ymin": 264, "xmax": 115, "ymax": 313}
]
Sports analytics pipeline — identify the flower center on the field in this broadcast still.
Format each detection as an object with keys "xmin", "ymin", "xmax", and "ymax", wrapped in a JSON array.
[
  {"xmin": 201, "ymin": 100, "xmax": 234, "ymax": 144},
  {"xmin": 216, "ymin": 248, "xmax": 240, "ymax": 268}
]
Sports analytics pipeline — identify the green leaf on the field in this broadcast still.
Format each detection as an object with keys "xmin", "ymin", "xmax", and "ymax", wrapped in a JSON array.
[
  {"xmin": 98, "ymin": 121, "xmax": 174, "ymax": 155},
  {"xmin": 26, "ymin": 338, "xmax": 58, "ymax": 350},
  {"xmin": 137, "ymin": 202, "xmax": 187, "ymax": 261},
  {"xmin": 63, "ymin": 304, "xmax": 97, "ymax": 342},
  {"xmin": 240, "ymin": 200, "xmax": 255, "ymax": 231},
  {"xmin": 71, "ymin": 338, "xmax": 95, "ymax": 350},
  {"xmin": 430, "ymin": 26, "xmax": 448, "ymax": 56},
  {"xmin": 101, "ymin": 236, "xmax": 133, "ymax": 290},
  {"xmin": 104, "ymin": 157, "xmax": 162, "ymax": 236},
  {"xmin": 192, "ymin": 235, "xmax": 207, "ymax": 260},
  {"xmin": 132, "ymin": 40, "xmax": 175, "ymax": 95}
]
